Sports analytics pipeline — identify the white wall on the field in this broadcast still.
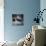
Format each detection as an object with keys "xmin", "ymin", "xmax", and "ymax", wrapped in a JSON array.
[
  {"xmin": 0, "ymin": 0, "xmax": 4, "ymax": 42},
  {"xmin": 40, "ymin": 0, "xmax": 46, "ymax": 26}
]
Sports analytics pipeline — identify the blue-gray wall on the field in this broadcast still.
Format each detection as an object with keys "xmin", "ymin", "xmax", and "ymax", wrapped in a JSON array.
[{"xmin": 4, "ymin": 0, "xmax": 40, "ymax": 42}]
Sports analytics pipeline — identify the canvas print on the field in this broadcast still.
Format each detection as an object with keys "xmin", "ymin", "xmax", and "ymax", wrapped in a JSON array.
[{"xmin": 12, "ymin": 14, "xmax": 24, "ymax": 25}]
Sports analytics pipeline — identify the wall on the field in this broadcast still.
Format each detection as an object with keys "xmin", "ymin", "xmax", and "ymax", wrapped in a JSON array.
[
  {"xmin": 0, "ymin": 0, "xmax": 4, "ymax": 42},
  {"xmin": 40, "ymin": 0, "xmax": 46, "ymax": 27},
  {"xmin": 4, "ymin": 0, "xmax": 40, "ymax": 42}
]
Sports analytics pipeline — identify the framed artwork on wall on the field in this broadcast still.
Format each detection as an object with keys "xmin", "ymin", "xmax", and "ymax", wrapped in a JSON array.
[{"xmin": 12, "ymin": 14, "xmax": 24, "ymax": 26}]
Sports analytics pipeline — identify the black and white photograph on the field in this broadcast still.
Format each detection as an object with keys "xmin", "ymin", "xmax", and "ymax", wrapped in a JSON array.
[{"xmin": 12, "ymin": 14, "xmax": 24, "ymax": 25}]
